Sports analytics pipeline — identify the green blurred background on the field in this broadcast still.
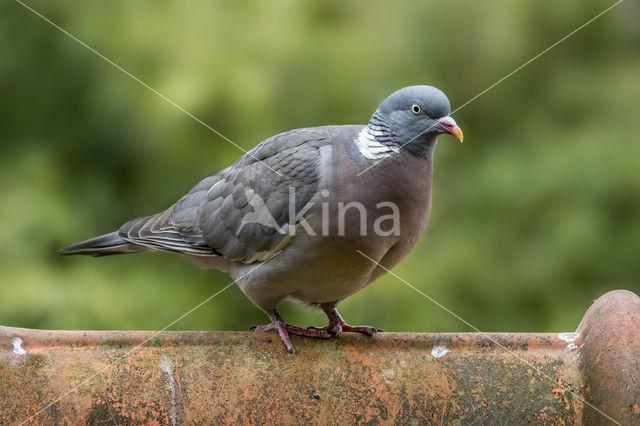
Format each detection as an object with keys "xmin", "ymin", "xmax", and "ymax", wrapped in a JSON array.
[{"xmin": 1, "ymin": 1, "xmax": 639, "ymax": 333}]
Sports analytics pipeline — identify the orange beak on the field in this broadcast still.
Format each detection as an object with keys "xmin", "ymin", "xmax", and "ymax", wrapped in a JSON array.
[{"xmin": 449, "ymin": 125, "xmax": 464, "ymax": 143}]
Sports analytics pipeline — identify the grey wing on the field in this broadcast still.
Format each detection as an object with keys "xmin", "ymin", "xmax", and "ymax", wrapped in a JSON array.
[
  {"xmin": 119, "ymin": 127, "xmax": 334, "ymax": 263},
  {"xmin": 195, "ymin": 127, "xmax": 332, "ymax": 262}
]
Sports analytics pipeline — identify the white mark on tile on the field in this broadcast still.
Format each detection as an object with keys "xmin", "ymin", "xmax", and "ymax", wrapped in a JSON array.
[
  {"xmin": 160, "ymin": 356, "xmax": 177, "ymax": 426},
  {"xmin": 566, "ymin": 343, "xmax": 579, "ymax": 351},
  {"xmin": 558, "ymin": 332, "xmax": 580, "ymax": 343},
  {"xmin": 11, "ymin": 338, "xmax": 26, "ymax": 356},
  {"xmin": 431, "ymin": 345, "xmax": 450, "ymax": 358},
  {"xmin": 383, "ymin": 369, "xmax": 395, "ymax": 379}
]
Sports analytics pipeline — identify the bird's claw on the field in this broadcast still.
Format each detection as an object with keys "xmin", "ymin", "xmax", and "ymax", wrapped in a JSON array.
[
  {"xmin": 253, "ymin": 310, "xmax": 380, "ymax": 353},
  {"xmin": 305, "ymin": 323, "xmax": 381, "ymax": 337}
]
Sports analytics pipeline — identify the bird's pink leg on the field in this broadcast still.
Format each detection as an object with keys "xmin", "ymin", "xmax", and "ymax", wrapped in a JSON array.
[
  {"xmin": 250, "ymin": 310, "xmax": 332, "ymax": 353},
  {"xmin": 317, "ymin": 307, "xmax": 382, "ymax": 337}
]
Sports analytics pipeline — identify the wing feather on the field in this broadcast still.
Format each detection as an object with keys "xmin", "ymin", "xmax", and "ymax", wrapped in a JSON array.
[{"xmin": 117, "ymin": 126, "xmax": 351, "ymax": 263}]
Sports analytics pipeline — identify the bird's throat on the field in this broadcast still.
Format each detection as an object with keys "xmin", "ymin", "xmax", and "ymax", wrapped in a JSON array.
[{"xmin": 403, "ymin": 136, "xmax": 438, "ymax": 158}]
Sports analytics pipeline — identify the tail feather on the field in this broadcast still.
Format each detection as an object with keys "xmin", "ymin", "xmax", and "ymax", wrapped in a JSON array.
[{"xmin": 59, "ymin": 231, "xmax": 147, "ymax": 257}]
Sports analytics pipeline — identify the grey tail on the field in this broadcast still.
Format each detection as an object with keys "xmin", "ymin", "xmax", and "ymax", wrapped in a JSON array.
[{"xmin": 58, "ymin": 231, "xmax": 147, "ymax": 257}]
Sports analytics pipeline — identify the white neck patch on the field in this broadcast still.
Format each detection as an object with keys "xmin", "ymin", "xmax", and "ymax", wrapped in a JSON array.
[{"xmin": 354, "ymin": 126, "xmax": 398, "ymax": 160}]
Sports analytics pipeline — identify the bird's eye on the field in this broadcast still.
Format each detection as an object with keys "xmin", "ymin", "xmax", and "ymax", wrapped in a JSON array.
[{"xmin": 411, "ymin": 104, "xmax": 421, "ymax": 115}]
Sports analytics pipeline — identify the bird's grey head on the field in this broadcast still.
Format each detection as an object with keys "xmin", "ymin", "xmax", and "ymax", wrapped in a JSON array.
[{"xmin": 367, "ymin": 85, "xmax": 463, "ymax": 157}]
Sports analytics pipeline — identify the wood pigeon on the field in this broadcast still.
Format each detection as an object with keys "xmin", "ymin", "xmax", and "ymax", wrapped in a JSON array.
[{"xmin": 60, "ymin": 85, "xmax": 463, "ymax": 353}]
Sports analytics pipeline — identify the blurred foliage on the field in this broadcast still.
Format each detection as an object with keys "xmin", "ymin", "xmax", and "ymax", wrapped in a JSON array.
[{"xmin": 1, "ymin": 0, "xmax": 639, "ymax": 333}]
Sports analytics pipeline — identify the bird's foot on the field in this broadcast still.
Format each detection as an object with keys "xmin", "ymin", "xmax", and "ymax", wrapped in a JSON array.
[
  {"xmin": 340, "ymin": 323, "xmax": 382, "ymax": 336},
  {"xmin": 249, "ymin": 324, "xmax": 275, "ymax": 332},
  {"xmin": 251, "ymin": 322, "xmax": 333, "ymax": 339},
  {"xmin": 308, "ymin": 323, "xmax": 381, "ymax": 337},
  {"xmin": 317, "ymin": 307, "xmax": 383, "ymax": 337},
  {"xmin": 250, "ymin": 310, "xmax": 333, "ymax": 353}
]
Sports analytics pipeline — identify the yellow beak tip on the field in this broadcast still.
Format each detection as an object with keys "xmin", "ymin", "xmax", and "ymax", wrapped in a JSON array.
[{"xmin": 453, "ymin": 126, "xmax": 464, "ymax": 143}]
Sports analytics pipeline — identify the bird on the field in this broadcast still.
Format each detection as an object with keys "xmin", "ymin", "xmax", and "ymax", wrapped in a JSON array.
[{"xmin": 60, "ymin": 85, "xmax": 463, "ymax": 353}]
